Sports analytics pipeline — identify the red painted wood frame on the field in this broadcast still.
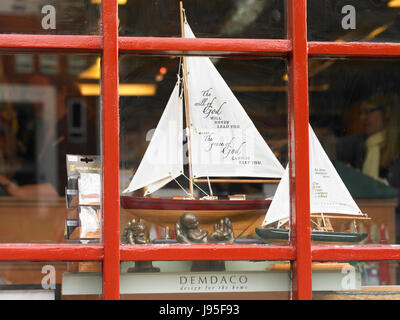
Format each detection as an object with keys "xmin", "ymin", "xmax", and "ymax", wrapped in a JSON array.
[{"xmin": 0, "ymin": 0, "xmax": 399, "ymax": 300}]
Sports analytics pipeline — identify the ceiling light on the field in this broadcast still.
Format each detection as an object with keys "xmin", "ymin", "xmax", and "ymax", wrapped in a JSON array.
[
  {"xmin": 91, "ymin": 0, "xmax": 127, "ymax": 4},
  {"xmin": 78, "ymin": 84, "xmax": 156, "ymax": 96}
]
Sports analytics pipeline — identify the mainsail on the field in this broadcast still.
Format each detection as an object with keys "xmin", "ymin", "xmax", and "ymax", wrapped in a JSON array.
[
  {"xmin": 124, "ymin": 19, "xmax": 285, "ymax": 196},
  {"xmin": 123, "ymin": 82, "xmax": 183, "ymax": 195},
  {"xmin": 183, "ymin": 21, "xmax": 284, "ymax": 179},
  {"xmin": 262, "ymin": 124, "xmax": 363, "ymax": 226}
]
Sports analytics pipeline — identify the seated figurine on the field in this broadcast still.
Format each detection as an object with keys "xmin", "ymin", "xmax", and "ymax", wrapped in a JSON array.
[
  {"xmin": 122, "ymin": 219, "xmax": 160, "ymax": 272},
  {"xmin": 122, "ymin": 219, "xmax": 148, "ymax": 245},
  {"xmin": 175, "ymin": 212, "xmax": 208, "ymax": 243}
]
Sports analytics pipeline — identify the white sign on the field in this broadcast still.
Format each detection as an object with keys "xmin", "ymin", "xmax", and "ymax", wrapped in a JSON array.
[{"xmin": 120, "ymin": 271, "xmax": 290, "ymax": 294}]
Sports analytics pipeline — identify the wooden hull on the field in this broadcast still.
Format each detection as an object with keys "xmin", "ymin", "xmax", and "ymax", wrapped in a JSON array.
[
  {"xmin": 255, "ymin": 228, "xmax": 368, "ymax": 244},
  {"xmin": 120, "ymin": 196, "xmax": 271, "ymax": 237}
]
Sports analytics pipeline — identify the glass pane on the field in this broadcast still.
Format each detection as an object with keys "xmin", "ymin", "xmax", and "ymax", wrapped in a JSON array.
[
  {"xmin": 0, "ymin": 261, "xmax": 102, "ymax": 299},
  {"xmin": 0, "ymin": 0, "xmax": 100, "ymax": 35},
  {"xmin": 120, "ymin": 260, "xmax": 290, "ymax": 299},
  {"xmin": 312, "ymin": 261, "xmax": 400, "ymax": 300},
  {"xmin": 119, "ymin": 55, "xmax": 288, "ymax": 246},
  {"xmin": 0, "ymin": 53, "xmax": 101, "ymax": 243},
  {"xmin": 308, "ymin": 0, "xmax": 400, "ymax": 42},
  {"xmin": 119, "ymin": 0, "xmax": 286, "ymax": 38},
  {"xmin": 309, "ymin": 58, "xmax": 400, "ymax": 245}
]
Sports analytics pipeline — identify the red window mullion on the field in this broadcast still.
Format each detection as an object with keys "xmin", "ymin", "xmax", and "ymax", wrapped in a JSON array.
[
  {"xmin": 308, "ymin": 41, "xmax": 400, "ymax": 58},
  {"xmin": 0, "ymin": 244, "xmax": 103, "ymax": 261},
  {"xmin": 119, "ymin": 37, "xmax": 291, "ymax": 56},
  {"xmin": 102, "ymin": 0, "xmax": 120, "ymax": 300},
  {"xmin": 120, "ymin": 244, "xmax": 295, "ymax": 262},
  {"xmin": 0, "ymin": 34, "xmax": 102, "ymax": 53},
  {"xmin": 312, "ymin": 245, "xmax": 400, "ymax": 262},
  {"xmin": 287, "ymin": 0, "xmax": 312, "ymax": 300}
]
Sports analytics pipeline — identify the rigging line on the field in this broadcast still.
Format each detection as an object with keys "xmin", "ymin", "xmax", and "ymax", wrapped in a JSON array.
[
  {"xmin": 321, "ymin": 212, "xmax": 326, "ymax": 226},
  {"xmin": 172, "ymin": 175, "xmax": 192, "ymax": 197},
  {"xmin": 182, "ymin": 173, "xmax": 209, "ymax": 197},
  {"xmin": 207, "ymin": 176, "xmax": 214, "ymax": 197},
  {"xmin": 177, "ymin": 58, "xmax": 184, "ymax": 98},
  {"xmin": 182, "ymin": 6, "xmax": 187, "ymax": 24}
]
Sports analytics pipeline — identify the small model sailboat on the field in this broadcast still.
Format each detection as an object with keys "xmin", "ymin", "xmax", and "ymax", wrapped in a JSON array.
[
  {"xmin": 255, "ymin": 124, "xmax": 370, "ymax": 243},
  {"xmin": 120, "ymin": 4, "xmax": 285, "ymax": 237}
]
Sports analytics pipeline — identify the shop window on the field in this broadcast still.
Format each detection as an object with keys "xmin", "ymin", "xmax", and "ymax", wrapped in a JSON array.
[
  {"xmin": 119, "ymin": 55, "xmax": 288, "ymax": 246},
  {"xmin": 118, "ymin": 0, "xmax": 286, "ymax": 38},
  {"xmin": 312, "ymin": 260, "xmax": 400, "ymax": 300},
  {"xmin": 308, "ymin": 0, "xmax": 400, "ymax": 42},
  {"xmin": 0, "ymin": 0, "xmax": 100, "ymax": 35},
  {"xmin": 0, "ymin": 53, "xmax": 101, "ymax": 244},
  {"xmin": 1, "ymin": 0, "xmax": 400, "ymax": 301},
  {"xmin": 309, "ymin": 59, "xmax": 400, "ymax": 247},
  {"xmin": 0, "ymin": 261, "xmax": 102, "ymax": 300}
]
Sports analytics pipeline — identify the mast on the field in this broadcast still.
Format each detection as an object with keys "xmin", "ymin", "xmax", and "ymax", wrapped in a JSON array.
[{"xmin": 180, "ymin": 1, "xmax": 195, "ymax": 198}]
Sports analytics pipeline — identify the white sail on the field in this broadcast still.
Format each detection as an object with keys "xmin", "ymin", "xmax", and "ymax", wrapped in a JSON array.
[
  {"xmin": 309, "ymin": 124, "xmax": 363, "ymax": 216},
  {"xmin": 262, "ymin": 124, "xmax": 363, "ymax": 226},
  {"xmin": 262, "ymin": 165, "xmax": 290, "ymax": 226},
  {"xmin": 183, "ymin": 22, "xmax": 284, "ymax": 179},
  {"xmin": 123, "ymin": 82, "xmax": 183, "ymax": 195}
]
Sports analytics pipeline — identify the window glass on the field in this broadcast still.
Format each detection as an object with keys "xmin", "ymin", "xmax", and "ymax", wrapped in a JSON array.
[
  {"xmin": 119, "ymin": 55, "xmax": 288, "ymax": 246},
  {"xmin": 0, "ymin": 0, "xmax": 100, "ymax": 35},
  {"xmin": 308, "ymin": 0, "xmax": 400, "ymax": 42},
  {"xmin": 119, "ymin": 0, "xmax": 286, "ymax": 39},
  {"xmin": 0, "ymin": 261, "xmax": 102, "ymax": 299},
  {"xmin": 309, "ymin": 58, "xmax": 400, "ymax": 246},
  {"xmin": 120, "ymin": 260, "xmax": 290, "ymax": 299},
  {"xmin": 0, "ymin": 53, "xmax": 101, "ymax": 243},
  {"xmin": 312, "ymin": 261, "xmax": 400, "ymax": 300}
]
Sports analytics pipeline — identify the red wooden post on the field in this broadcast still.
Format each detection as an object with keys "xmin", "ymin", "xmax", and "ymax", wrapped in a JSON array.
[
  {"xmin": 287, "ymin": 0, "xmax": 313, "ymax": 300},
  {"xmin": 102, "ymin": 0, "xmax": 120, "ymax": 300}
]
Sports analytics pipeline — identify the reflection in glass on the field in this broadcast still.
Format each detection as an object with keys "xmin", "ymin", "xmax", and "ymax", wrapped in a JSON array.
[
  {"xmin": 0, "ymin": 261, "xmax": 102, "ymax": 300},
  {"xmin": 0, "ymin": 53, "xmax": 101, "ymax": 243},
  {"xmin": 0, "ymin": 0, "xmax": 100, "ymax": 35},
  {"xmin": 308, "ymin": 0, "xmax": 400, "ymax": 42},
  {"xmin": 312, "ymin": 261, "xmax": 400, "ymax": 300},
  {"xmin": 119, "ymin": 56, "xmax": 288, "ymax": 244},
  {"xmin": 119, "ymin": 0, "xmax": 286, "ymax": 38},
  {"xmin": 309, "ymin": 59, "xmax": 400, "ymax": 246}
]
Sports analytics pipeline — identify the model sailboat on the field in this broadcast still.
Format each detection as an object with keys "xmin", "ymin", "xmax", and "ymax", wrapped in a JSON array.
[
  {"xmin": 255, "ymin": 124, "xmax": 370, "ymax": 243},
  {"xmin": 120, "ymin": 6, "xmax": 285, "ymax": 237}
]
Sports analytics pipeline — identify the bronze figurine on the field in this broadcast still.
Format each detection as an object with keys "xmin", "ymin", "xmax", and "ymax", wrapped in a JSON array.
[
  {"xmin": 175, "ymin": 212, "xmax": 209, "ymax": 243},
  {"xmin": 175, "ymin": 212, "xmax": 234, "ymax": 244},
  {"xmin": 208, "ymin": 217, "xmax": 234, "ymax": 243},
  {"xmin": 175, "ymin": 212, "xmax": 234, "ymax": 271},
  {"xmin": 122, "ymin": 219, "xmax": 160, "ymax": 273}
]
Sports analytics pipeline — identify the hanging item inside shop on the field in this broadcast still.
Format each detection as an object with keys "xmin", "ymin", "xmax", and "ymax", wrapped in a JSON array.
[
  {"xmin": 256, "ymin": 124, "xmax": 370, "ymax": 243},
  {"xmin": 120, "ymin": 3, "xmax": 285, "ymax": 238}
]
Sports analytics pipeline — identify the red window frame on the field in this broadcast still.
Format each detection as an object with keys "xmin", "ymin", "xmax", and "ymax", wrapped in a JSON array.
[{"xmin": 0, "ymin": 0, "xmax": 399, "ymax": 300}]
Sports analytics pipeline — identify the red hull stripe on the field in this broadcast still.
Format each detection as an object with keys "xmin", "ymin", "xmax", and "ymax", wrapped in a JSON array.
[{"xmin": 120, "ymin": 196, "xmax": 271, "ymax": 211}]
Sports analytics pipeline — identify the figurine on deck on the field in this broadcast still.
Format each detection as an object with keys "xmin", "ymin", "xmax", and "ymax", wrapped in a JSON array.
[{"xmin": 122, "ymin": 219, "xmax": 160, "ymax": 272}]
